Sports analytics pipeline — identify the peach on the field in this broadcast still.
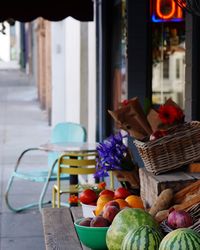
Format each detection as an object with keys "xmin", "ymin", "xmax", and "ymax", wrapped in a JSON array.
[
  {"xmin": 103, "ymin": 200, "xmax": 120, "ymax": 211},
  {"xmin": 90, "ymin": 216, "xmax": 110, "ymax": 227},
  {"xmin": 79, "ymin": 217, "xmax": 92, "ymax": 227},
  {"xmin": 102, "ymin": 206, "xmax": 120, "ymax": 223}
]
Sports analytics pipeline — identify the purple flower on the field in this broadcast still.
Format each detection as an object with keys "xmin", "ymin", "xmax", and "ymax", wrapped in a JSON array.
[{"xmin": 95, "ymin": 132, "xmax": 128, "ymax": 178}]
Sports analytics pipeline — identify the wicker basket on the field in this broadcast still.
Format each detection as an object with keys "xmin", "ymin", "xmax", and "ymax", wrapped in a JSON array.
[
  {"xmin": 134, "ymin": 121, "xmax": 200, "ymax": 175},
  {"xmin": 160, "ymin": 203, "xmax": 200, "ymax": 234}
]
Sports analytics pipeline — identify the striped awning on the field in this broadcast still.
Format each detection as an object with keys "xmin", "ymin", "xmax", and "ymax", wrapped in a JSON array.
[{"xmin": 0, "ymin": 0, "xmax": 93, "ymax": 22}]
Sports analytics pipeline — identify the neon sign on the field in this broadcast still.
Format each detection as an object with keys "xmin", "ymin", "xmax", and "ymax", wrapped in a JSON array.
[{"xmin": 151, "ymin": 0, "xmax": 184, "ymax": 22}]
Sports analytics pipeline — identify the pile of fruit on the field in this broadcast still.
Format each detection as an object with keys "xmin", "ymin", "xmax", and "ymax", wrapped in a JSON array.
[
  {"xmin": 79, "ymin": 186, "xmax": 144, "ymax": 219},
  {"xmin": 79, "ymin": 186, "xmax": 144, "ymax": 228},
  {"xmin": 78, "ymin": 184, "xmax": 200, "ymax": 250}
]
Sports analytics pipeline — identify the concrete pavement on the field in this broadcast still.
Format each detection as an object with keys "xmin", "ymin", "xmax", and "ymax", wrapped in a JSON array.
[{"xmin": 0, "ymin": 67, "xmax": 51, "ymax": 250}]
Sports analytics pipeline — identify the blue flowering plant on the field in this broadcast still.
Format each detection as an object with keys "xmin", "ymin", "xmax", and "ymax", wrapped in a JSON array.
[{"xmin": 95, "ymin": 132, "xmax": 134, "ymax": 178}]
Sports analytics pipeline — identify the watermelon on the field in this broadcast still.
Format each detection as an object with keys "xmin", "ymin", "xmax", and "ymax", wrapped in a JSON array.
[
  {"xmin": 159, "ymin": 228, "xmax": 200, "ymax": 250},
  {"xmin": 121, "ymin": 225, "xmax": 163, "ymax": 250},
  {"xmin": 106, "ymin": 208, "xmax": 160, "ymax": 250}
]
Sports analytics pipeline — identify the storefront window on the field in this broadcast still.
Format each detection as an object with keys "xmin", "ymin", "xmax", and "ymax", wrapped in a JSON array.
[{"xmin": 151, "ymin": 0, "xmax": 185, "ymax": 109}]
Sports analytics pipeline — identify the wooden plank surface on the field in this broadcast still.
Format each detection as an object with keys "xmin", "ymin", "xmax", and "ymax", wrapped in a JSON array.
[
  {"xmin": 70, "ymin": 207, "xmax": 89, "ymax": 250},
  {"xmin": 42, "ymin": 207, "xmax": 83, "ymax": 250},
  {"xmin": 70, "ymin": 206, "xmax": 84, "ymax": 221}
]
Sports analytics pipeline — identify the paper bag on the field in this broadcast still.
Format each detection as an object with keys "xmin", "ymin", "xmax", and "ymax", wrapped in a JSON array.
[{"xmin": 108, "ymin": 97, "xmax": 152, "ymax": 140}]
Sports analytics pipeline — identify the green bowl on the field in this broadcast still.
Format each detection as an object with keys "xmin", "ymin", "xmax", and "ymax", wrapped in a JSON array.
[{"xmin": 74, "ymin": 218, "xmax": 109, "ymax": 250}]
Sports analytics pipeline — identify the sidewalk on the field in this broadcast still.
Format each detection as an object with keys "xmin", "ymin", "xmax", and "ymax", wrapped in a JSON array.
[{"xmin": 0, "ymin": 67, "xmax": 51, "ymax": 250}]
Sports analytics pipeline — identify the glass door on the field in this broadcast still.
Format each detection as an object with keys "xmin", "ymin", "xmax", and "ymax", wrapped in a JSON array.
[{"xmin": 151, "ymin": 0, "xmax": 185, "ymax": 109}]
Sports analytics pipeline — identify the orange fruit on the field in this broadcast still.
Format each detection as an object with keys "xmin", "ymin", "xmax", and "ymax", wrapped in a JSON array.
[
  {"xmin": 97, "ymin": 194, "xmax": 113, "ymax": 206},
  {"xmin": 114, "ymin": 199, "xmax": 130, "ymax": 209},
  {"xmin": 125, "ymin": 195, "xmax": 144, "ymax": 209}
]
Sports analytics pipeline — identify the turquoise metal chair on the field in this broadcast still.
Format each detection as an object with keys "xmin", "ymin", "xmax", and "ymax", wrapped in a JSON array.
[{"xmin": 4, "ymin": 122, "xmax": 87, "ymax": 213}]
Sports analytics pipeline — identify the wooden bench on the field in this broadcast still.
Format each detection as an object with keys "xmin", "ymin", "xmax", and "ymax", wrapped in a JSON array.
[{"xmin": 42, "ymin": 207, "xmax": 89, "ymax": 250}]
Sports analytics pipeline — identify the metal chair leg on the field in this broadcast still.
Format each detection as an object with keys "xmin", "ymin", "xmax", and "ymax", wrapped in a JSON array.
[
  {"xmin": 52, "ymin": 187, "xmax": 56, "ymax": 208},
  {"xmin": 5, "ymin": 148, "xmax": 41, "ymax": 212},
  {"xmin": 5, "ymin": 148, "xmax": 55, "ymax": 213},
  {"xmin": 57, "ymin": 190, "xmax": 61, "ymax": 208},
  {"xmin": 39, "ymin": 159, "xmax": 58, "ymax": 213},
  {"xmin": 4, "ymin": 173, "xmax": 47, "ymax": 212}
]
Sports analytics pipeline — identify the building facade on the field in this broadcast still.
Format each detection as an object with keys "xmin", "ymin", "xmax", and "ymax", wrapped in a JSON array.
[{"xmin": 95, "ymin": 0, "xmax": 200, "ymax": 139}]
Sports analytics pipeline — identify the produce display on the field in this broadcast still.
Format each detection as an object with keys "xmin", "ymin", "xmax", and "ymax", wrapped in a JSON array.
[
  {"xmin": 80, "ymin": 96, "xmax": 200, "ymax": 249},
  {"xmin": 78, "ymin": 181, "xmax": 200, "ymax": 250},
  {"xmin": 80, "ymin": 186, "xmax": 144, "ymax": 216}
]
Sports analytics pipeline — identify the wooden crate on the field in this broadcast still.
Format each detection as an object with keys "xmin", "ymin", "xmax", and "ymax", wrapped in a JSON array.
[
  {"xmin": 187, "ymin": 163, "xmax": 200, "ymax": 173},
  {"xmin": 139, "ymin": 168, "xmax": 200, "ymax": 209}
]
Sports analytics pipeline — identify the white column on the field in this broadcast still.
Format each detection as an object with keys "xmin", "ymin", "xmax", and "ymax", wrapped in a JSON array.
[
  {"xmin": 51, "ymin": 21, "xmax": 66, "ymax": 126},
  {"xmin": 64, "ymin": 18, "xmax": 81, "ymax": 123},
  {"xmin": 15, "ymin": 22, "xmax": 21, "ymax": 63}
]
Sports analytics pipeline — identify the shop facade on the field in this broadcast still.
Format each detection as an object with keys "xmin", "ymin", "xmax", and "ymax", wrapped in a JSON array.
[{"xmin": 96, "ymin": 0, "xmax": 200, "ymax": 143}]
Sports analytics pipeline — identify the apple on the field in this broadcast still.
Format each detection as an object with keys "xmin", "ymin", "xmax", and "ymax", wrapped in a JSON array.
[
  {"xmin": 79, "ymin": 189, "xmax": 98, "ymax": 204},
  {"xmin": 114, "ymin": 187, "xmax": 131, "ymax": 199},
  {"xmin": 99, "ymin": 189, "xmax": 115, "ymax": 198}
]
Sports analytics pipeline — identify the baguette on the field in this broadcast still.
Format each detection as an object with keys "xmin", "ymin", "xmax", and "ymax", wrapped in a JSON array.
[
  {"xmin": 173, "ymin": 194, "xmax": 200, "ymax": 211},
  {"xmin": 174, "ymin": 180, "xmax": 200, "ymax": 204}
]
